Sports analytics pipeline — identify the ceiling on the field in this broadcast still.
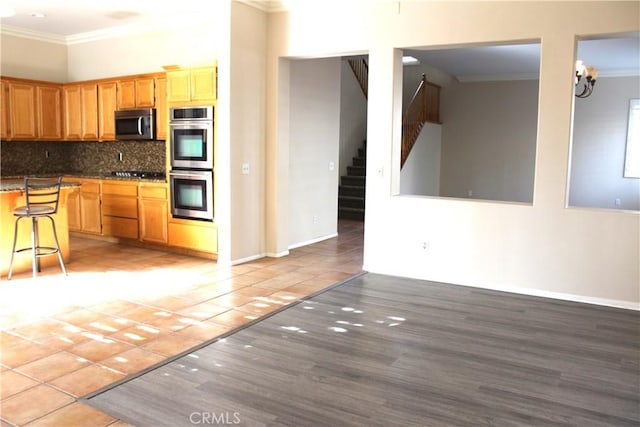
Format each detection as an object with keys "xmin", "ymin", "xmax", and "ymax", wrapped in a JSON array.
[
  {"xmin": 405, "ymin": 35, "xmax": 640, "ymax": 81},
  {"xmin": 0, "ymin": 1, "xmax": 638, "ymax": 79},
  {"xmin": 0, "ymin": 0, "xmax": 286, "ymax": 40}
]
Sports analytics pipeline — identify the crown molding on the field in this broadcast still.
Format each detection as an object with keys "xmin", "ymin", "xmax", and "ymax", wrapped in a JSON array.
[
  {"xmin": 0, "ymin": 25, "xmax": 67, "ymax": 45},
  {"xmin": 1, "ymin": 17, "xmax": 211, "ymax": 46},
  {"xmin": 235, "ymin": 0, "xmax": 288, "ymax": 12}
]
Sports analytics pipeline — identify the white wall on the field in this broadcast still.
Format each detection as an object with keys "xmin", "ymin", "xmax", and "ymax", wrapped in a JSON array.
[
  {"xmin": 339, "ymin": 58, "xmax": 368, "ymax": 178},
  {"xmin": 288, "ymin": 58, "xmax": 341, "ymax": 247},
  {"xmin": 400, "ymin": 122, "xmax": 441, "ymax": 196},
  {"xmin": 439, "ymin": 79, "xmax": 538, "ymax": 202},
  {"xmin": 266, "ymin": 1, "xmax": 640, "ymax": 308},
  {"xmin": 0, "ymin": 34, "xmax": 68, "ymax": 81},
  {"xmin": 66, "ymin": 26, "xmax": 221, "ymax": 81},
  {"xmin": 569, "ymin": 75, "xmax": 640, "ymax": 211},
  {"xmin": 228, "ymin": 1, "xmax": 267, "ymax": 263}
]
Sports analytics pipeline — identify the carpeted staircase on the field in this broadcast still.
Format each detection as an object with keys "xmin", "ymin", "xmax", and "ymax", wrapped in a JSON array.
[{"xmin": 338, "ymin": 140, "xmax": 366, "ymax": 221}]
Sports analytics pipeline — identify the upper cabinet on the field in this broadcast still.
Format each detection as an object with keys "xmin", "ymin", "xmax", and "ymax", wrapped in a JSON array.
[
  {"xmin": 37, "ymin": 85, "xmax": 63, "ymax": 140},
  {"xmin": 8, "ymin": 81, "xmax": 37, "ymax": 139},
  {"xmin": 166, "ymin": 66, "xmax": 217, "ymax": 104},
  {"xmin": 98, "ymin": 81, "xmax": 117, "ymax": 141},
  {"xmin": 117, "ymin": 77, "xmax": 155, "ymax": 110},
  {"xmin": 1, "ymin": 71, "xmax": 168, "ymax": 142},
  {"xmin": 63, "ymin": 83, "xmax": 98, "ymax": 140},
  {"xmin": 0, "ymin": 80, "xmax": 7, "ymax": 139},
  {"xmin": 1, "ymin": 77, "xmax": 63, "ymax": 140},
  {"xmin": 155, "ymin": 76, "xmax": 167, "ymax": 140}
]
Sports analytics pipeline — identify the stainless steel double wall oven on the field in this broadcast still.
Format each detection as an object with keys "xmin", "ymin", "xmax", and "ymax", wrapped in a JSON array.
[{"xmin": 169, "ymin": 106, "xmax": 214, "ymax": 221}]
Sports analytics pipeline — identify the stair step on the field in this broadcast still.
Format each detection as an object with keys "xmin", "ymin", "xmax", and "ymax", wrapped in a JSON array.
[
  {"xmin": 341, "ymin": 176, "xmax": 365, "ymax": 187},
  {"xmin": 358, "ymin": 148, "xmax": 366, "ymax": 158},
  {"xmin": 347, "ymin": 166, "xmax": 366, "ymax": 176},
  {"xmin": 338, "ymin": 207, "xmax": 364, "ymax": 221},
  {"xmin": 339, "ymin": 185, "xmax": 365, "ymax": 197},
  {"xmin": 338, "ymin": 195, "xmax": 365, "ymax": 209},
  {"xmin": 352, "ymin": 157, "xmax": 366, "ymax": 167}
]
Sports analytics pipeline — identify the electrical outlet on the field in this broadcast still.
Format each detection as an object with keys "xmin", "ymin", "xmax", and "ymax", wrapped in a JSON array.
[
  {"xmin": 615, "ymin": 198, "xmax": 621, "ymax": 206},
  {"xmin": 467, "ymin": 190, "xmax": 473, "ymax": 197},
  {"xmin": 422, "ymin": 240, "xmax": 430, "ymax": 251},
  {"xmin": 313, "ymin": 214, "xmax": 318, "ymax": 224},
  {"xmin": 329, "ymin": 161, "xmax": 335, "ymax": 171},
  {"xmin": 242, "ymin": 162, "xmax": 250, "ymax": 175},
  {"xmin": 118, "ymin": 152, "xmax": 123, "ymax": 162}
]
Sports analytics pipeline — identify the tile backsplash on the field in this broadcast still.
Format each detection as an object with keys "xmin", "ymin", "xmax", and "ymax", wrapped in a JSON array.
[{"xmin": 0, "ymin": 140, "xmax": 166, "ymax": 176}]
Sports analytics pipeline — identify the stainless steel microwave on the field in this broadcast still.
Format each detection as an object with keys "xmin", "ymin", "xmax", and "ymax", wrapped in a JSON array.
[{"xmin": 115, "ymin": 108, "xmax": 156, "ymax": 140}]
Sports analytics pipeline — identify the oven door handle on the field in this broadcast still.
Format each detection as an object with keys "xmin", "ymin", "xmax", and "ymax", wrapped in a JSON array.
[{"xmin": 170, "ymin": 171, "xmax": 211, "ymax": 179}]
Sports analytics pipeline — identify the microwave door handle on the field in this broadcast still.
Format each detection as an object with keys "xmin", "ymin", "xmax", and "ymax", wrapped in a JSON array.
[{"xmin": 137, "ymin": 117, "xmax": 143, "ymax": 135}]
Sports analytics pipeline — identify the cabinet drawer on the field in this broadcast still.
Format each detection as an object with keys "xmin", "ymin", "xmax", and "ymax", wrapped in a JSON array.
[
  {"xmin": 140, "ymin": 185, "xmax": 167, "ymax": 199},
  {"xmin": 168, "ymin": 222, "xmax": 217, "ymax": 253},
  {"xmin": 102, "ymin": 195, "xmax": 138, "ymax": 218},
  {"xmin": 103, "ymin": 216, "xmax": 138, "ymax": 239},
  {"xmin": 102, "ymin": 182, "xmax": 138, "ymax": 196},
  {"xmin": 82, "ymin": 182, "xmax": 101, "ymax": 193}
]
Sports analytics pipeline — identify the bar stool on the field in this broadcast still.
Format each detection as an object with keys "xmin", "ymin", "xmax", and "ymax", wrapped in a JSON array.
[{"xmin": 7, "ymin": 176, "xmax": 67, "ymax": 280}]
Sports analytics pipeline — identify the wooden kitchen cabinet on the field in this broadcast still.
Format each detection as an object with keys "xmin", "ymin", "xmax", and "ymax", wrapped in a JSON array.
[
  {"xmin": 37, "ymin": 85, "xmax": 62, "ymax": 140},
  {"xmin": 98, "ymin": 81, "xmax": 117, "ymax": 141},
  {"xmin": 102, "ymin": 181, "xmax": 139, "ymax": 240},
  {"xmin": 168, "ymin": 220, "xmax": 218, "ymax": 254},
  {"xmin": 8, "ymin": 81, "xmax": 37, "ymax": 139},
  {"xmin": 65, "ymin": 178, "xmax": 102, "ymax": 234},
  {"xmin": 166, "ymin": 66, "xmax": 216, "ymax": 103},
  {"xmin": 0, "ymin": 80, "xmax": 8, "ymax": 139},
  {"xmin": 117, "ymin": 77, "xmax": 155, "ymax": 110},
  {"xmin": 63, "ymin": 83, "xmax": 98, "ymax": 140},
  {"xmin": 154, "ymin": 76, "xmax": 167, "ymax": 140},
  {"xmin": 139, "ymin": 184, "xmax": 168, "ymax": 244}
]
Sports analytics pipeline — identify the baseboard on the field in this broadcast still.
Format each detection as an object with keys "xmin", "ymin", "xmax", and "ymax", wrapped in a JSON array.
[
  {"xmin": 364, "ymin": 266, "xmax": 639, "ymax": 311},
  {"xmin": 288, "ymin": 233, "xmax": 338, "ymax": 250}
]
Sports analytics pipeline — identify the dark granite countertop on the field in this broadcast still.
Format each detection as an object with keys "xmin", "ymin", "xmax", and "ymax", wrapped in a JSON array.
[
  {"xmin": 0, "ymin": 178, "xmax": 80, "ymax": 193},
  {"xmin": 1, "ymin": 173, "xmax": 166, "ymax": 192}
]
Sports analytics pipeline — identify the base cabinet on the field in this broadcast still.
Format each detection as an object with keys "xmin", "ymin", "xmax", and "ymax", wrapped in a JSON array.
[
  {"xmin": 66, "ymin": 179, "xmax": 101, "ymax": 234},
  {"xmin": 65, "ymin": 178, "xmax": 217, "ymax": 255},
  {"xmin": 139, "ymin": 184, "xmax": 168, "ymax": 244},
  {"xmin": 102, "ymin": 182, "xmax": 138, "ymax": 240},
  {"xmin": 168, "ymin": 221, "xmax": 217, "ymax": 254}
]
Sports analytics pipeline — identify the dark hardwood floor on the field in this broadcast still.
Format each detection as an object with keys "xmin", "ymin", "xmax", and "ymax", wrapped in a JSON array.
[{"xmin": 86, "ymin": 273, "xmax": 640, "ymax": 426}]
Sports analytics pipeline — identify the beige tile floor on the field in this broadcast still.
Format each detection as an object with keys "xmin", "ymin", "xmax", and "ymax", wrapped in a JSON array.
[{"xmin": 0, "ymin": 220, "xmax": 364, "ymax": 426}]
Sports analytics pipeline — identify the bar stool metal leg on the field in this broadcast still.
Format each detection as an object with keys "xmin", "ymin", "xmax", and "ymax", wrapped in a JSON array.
[
  {"xmin": 47, "ymin": 215, "xmax": 67, "ymax": 276},
  {"xmin": 7, "ymin": 216, "xmax": 22, "ymax": 280}
]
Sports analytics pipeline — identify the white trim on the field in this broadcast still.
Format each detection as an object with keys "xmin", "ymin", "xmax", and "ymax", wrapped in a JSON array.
[
  {"xmin": 288, "ymin": 232, "xmax": 338, "ymax": 250},
  {"xmin": 457, "ymin": 72, "xmax": 539, "ymax": 82},
  {"xmin": 0, "ymin": 25, "xmax": 66, "ymax": 44},
  {"xmin": 231, "ymin": 253, "xmax": 267, "ymax": 265},
  {"xmin": 265, "ymin": 250, "xmax": 290, "ymax": 258},
  {"xmin": 363, "ymin": 267, "xmax": 640, "ymax": 311}
]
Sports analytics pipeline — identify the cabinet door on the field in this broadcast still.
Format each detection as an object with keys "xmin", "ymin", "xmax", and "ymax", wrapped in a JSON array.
[
  {"xmin": 1, "ymin": 80, "xmax": 8, "ymax": 139},
  {"xmin": 8, "ymin": 82, "xmax": 37, "ymax": 139},
  {"xmin": 140, "ymin": 198, "xmax": 168, "ymax": 243},
  {"xmin": 63, "ymin": 85, "xmax": 83, "ymax": 139},
  {"xmin": 117, "ymin": 80, "xmax": 136, "ymax": 110},
  {"xmin": 37, "ymin": 85, "xmax": 62, "ymax": 140},
  {"xmin": 154, "ymin": 77, "xmax": 167, "ymax": 140},
  {"xmin": 191, "ymin": 67, "xmax": 216, "ymax": 101},
  {"xmin": 135, "ymin": 78, "xmax": 155, "ymax": 107},
  {"xmin": 166, "ymin": 70, "xmax": 191, "ymax": 102},
  {"xmin": 81, "ymin": 84, "xmax": 98, "ymax": 139},
  {"xmin": 81, "ymin": 191, "xmax": 102, "ymax": 234},
  {"xmin": 98, "ymin": 82, "xmax": 117, "ymax": 141},
  {"xmin": 67, "ymin": 188, "xmax": 81, "ymax": 231}
]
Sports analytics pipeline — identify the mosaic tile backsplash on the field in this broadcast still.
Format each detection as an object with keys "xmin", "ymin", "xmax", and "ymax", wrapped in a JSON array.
[{"xmin": 0, "ymin": 140, "xmax": 166, "ymax": 177}]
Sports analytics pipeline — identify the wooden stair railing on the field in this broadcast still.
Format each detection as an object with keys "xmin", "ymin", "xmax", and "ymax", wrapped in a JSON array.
[
  {"xmin": 401, "ymin": 74, "xmax": 441, "ymax": 168},
  {"xmin": 347, "ymin": 58, "xmax": 368, "ymax": 99}
]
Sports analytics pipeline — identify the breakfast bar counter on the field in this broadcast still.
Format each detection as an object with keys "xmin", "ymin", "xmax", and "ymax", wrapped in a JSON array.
[{"xmin": 0, "ymin": 179, "xmax": 80, "ymax": 278}]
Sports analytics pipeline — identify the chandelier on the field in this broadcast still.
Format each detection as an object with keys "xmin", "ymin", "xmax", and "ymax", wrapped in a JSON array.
[{"xmin": 575, "ymin": 60, "xmax": 598, "ymax": 98}]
